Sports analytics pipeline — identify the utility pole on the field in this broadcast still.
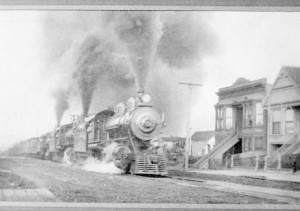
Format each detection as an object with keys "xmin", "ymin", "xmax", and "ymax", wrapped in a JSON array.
[{"xmin": 179, "ymin": 82, "xmax": 202, "ymax": 171}]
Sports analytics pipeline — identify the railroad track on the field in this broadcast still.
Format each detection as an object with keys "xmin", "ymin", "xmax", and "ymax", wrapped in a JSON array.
[{"xmin": 133, "ymin": 174, "xmax": 300, "ymax": 204}]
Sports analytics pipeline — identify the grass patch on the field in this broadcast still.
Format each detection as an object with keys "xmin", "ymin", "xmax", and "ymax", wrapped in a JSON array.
[{"xmin": 0, "ymin": 171, "xmax": 36, "ymax": 189}]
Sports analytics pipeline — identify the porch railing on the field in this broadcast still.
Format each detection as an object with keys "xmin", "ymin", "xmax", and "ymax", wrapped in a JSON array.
[
  {"xmin": 268, "ymin": 134, "xmax": 297, "ymax": 164},
  {"xmin": 193, "ymin": 132, "xmax": 237, "ymax": 169}
]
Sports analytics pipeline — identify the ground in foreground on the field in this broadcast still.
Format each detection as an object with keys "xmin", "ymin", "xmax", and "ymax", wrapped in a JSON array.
[{"xmin": 0, "ymin": 157, "xmax": 282, "ymax": 203}]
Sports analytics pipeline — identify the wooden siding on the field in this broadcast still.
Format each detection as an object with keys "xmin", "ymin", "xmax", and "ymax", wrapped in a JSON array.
[
  {"xmin": 270, "ymin": 86, "xmax": 300, "ymax": 105},
  {"xmin": 269, "ymin": 134, "xmax": 295, "ymax": 144},
  {"xmin": 218, "ymin": 85, "xmax": 266, "ymax": 100},
  {"xmin": 273, "ymin": 73, "xmax": 293, "ymax": 89}
]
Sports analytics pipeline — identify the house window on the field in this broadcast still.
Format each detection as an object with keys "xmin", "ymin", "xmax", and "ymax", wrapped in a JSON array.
[
  {"xmin": 243, "ymin": 137, "xmax": 252, "ymax": 152},
  {"xmin": 216, "ymin": 107, "xmax": 224, "ymax": 130},
  {"xmin": 255, "ymin": 137, "xmax": 264, "ymax": 151},
  {"xmin": 272, "ymin": 110, "xmax": 281, "ymax": 134},
  {"xmin": 285, "ymin": 108, "xmax": 294, "ymax": 134},
  {"xmin": 255, "ymin": 102, "xmax": 263, "ymax": 126},
  {"xmin": 243, "ymin": 102, "xmax": 253, "ymax": 127},
  {"xmin": 226, "ymin": 107, "xmax": 233, "ymax": 129}
]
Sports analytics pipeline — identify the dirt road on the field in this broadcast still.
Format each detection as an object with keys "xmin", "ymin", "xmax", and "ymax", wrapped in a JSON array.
[{"xmin": 0, "ymin": 156, "xmax": 284, "ymax": 203}]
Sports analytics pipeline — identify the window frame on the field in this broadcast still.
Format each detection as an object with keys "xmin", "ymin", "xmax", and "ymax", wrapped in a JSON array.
[
  {"xmin": 225, "ymin": 107, "xmax": 233, "ymax": 129},
  {"xmin": 243, "ymin": 137, "xmax": 253, "ymax": 152},
  {"xmin": 255, "ymin": 102, "xmax": 263, "ymax": 126},
  {"xmin": 216, "ymin": 107, "xmax": 225, "ymax": 130},
  {"xmin": 254, "ymin": 137, "xmax": 264, "ymax": 151},
  {"xmin": 243, "ymin": 102, "xmax": 253, "ymax": 127},
  {"xmin": 272, "ymin": 109, "xmax": 281, "ymax": 135},
  {"xmin": 285, "ymin": 108, "xmax": 294, "ymax": 134}
]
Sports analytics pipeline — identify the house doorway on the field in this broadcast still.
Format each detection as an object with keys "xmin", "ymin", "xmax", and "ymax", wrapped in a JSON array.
[
  {"xmin": 224, "ymin": 138, "xmax": 242, "ymax": 158},
  {"xmin": 234, "ymin": 138, "xmax": 243, "ymax": 154},
  {"xmin": 223, "ymin": 138, "xmax": 243, "ymax": 166}
]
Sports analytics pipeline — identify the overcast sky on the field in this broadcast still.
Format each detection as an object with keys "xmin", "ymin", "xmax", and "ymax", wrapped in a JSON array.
[{"xmin": 1, "ymin": 11, "xmax": 300, "ymax": 150}]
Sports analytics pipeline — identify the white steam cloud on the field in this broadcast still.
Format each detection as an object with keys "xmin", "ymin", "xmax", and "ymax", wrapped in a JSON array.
[
  {"xmin": 81, "ymin": 142, "xmax": 124, "ymax": 174},
  {"xmin": 81, "ymin": 157, "xmax": 123, "ymax": 174}
]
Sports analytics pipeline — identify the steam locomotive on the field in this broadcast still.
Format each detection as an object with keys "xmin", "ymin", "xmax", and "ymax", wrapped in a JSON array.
[{"xmin": 9, "ymin": 93, "xmax": 167, "ymax": 175}]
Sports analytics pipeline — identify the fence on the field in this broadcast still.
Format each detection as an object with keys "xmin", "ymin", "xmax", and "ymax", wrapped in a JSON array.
[
  {"xmin": 232, "ymin": 154, "xmax": 266, "ymax": 170},
  {"xmin": 281, "ymin": 154, "xmax": 300, "ymax": 170},
  {"xmin": 197, "ymin": 153, "xmax": 300, "ymax": 170},
  {"xmin": 208, "ymin": 158, "xmax": 226, "ymax": 170},
  {"xmin": 264, "ymin": 154, "xmax": 300, "ymax": 170}
]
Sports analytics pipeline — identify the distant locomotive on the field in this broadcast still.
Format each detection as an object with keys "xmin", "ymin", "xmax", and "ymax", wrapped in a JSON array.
[{"xmin": 9, "ymin": 93, "xmax": 167, "ymax": 176}]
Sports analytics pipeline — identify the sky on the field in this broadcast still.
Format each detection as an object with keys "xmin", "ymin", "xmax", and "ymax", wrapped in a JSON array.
[{"xmin": 1, "ymin": 11, "xmax": 300, "ymax": 150}]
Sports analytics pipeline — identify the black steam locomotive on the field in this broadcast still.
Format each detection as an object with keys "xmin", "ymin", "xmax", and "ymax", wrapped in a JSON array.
[{"xmin": 9, "ymin": 93, "xmax": 167, "ymax": 175}]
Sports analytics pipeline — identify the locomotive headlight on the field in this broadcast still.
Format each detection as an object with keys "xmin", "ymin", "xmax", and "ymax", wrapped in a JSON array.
[{"xmin": 142, "ymin": 94, "xmax": 151, "ymax": 103}]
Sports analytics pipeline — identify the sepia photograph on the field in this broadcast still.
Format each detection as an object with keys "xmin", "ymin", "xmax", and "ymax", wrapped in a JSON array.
[{"xmin": 1, "ymin": 1, "xmax": 300, "ymax": 210}]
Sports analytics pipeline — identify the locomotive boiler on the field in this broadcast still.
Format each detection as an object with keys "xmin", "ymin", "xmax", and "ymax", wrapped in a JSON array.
[
  {"xmin": 104, "ymin": 93, "xmax": 167, "ymax": 174},
  {"xmin": 68, "ymin": 92, "xmax": 167, "ymax": 175}
]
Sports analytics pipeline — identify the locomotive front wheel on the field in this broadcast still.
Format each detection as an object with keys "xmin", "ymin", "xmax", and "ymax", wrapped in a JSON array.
[
  {"xmin": 124, "ymin": 162, "xmax": 131, "ymax": 174},
  {"xmin": 113, "ymin": 159, "xmax": 131, "ymax": 174}
]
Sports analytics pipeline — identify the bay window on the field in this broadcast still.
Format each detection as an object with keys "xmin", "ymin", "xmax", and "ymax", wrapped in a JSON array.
[{"xmin": 216, "ymin": 107, "xmax": 224, "ymax": 130}]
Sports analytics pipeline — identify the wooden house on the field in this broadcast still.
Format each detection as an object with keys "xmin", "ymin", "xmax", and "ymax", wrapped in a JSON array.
[
  {"xmin": 194, "ymin": 77, "xmax": 269, "ymax": 169},
  {"xmin": 264, "ymin": 66, "xmax": 300, "ymax": 168}
]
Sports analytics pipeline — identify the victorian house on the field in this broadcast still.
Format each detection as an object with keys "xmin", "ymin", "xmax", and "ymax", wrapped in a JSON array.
[
  {"xmin": 194, "ymin": 77, "xmax": 269, "ymax": 169},
  {"xmin": 194, "ymin": 66, "xmax": 300, "ymax": 170},
  {"xmin": 264, "ymin": 66, "xmax": 300, "ymax": 168}
]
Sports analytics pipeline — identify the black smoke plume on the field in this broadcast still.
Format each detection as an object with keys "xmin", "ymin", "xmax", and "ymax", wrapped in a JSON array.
[
  {"xmin": 108, "ymin": 12, "xmax": 161, "ymax": 92},
  {"xmin": 53, "ymin": 89, "xmax": 70, "ymax": 126},
  {"xmin": 73, "ymin": 34, "xmax": 124, "ymax": 116},
  {"xmin": 157, "ymin": 13, "xmax": 216, "ymax": 69}
]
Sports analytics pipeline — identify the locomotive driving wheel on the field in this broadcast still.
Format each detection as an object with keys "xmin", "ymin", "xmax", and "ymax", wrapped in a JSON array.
[{"xmin": 112, "ymin": 145, "xmax": 133, "ymax": 174}]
